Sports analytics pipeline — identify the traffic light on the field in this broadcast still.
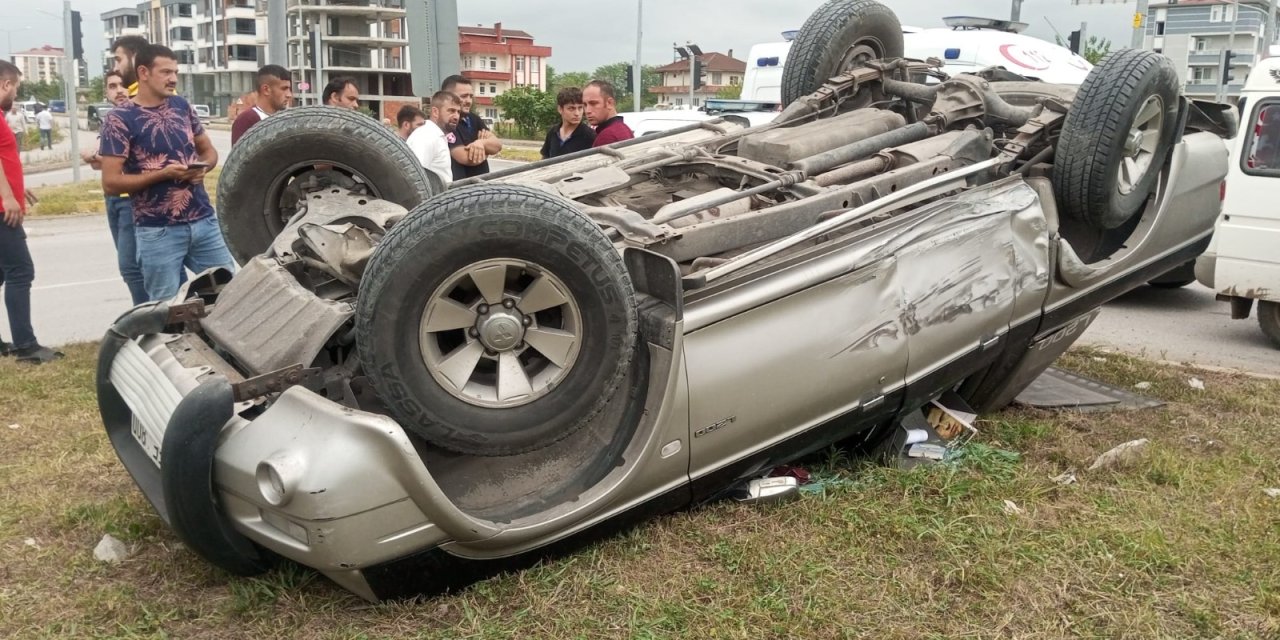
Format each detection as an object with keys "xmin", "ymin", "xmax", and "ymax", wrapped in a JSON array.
[
  {"xmin": 1067, "ymin": 30, "xmax": 1082, "ymax": 54},
  {"xmin": 71, "ymin": 10, "xmax": 84, "ymax": 61},
  {"xmin": 625, "ymin": 63, "xmax": 634, "ymax": 93},
  {"xmin": 1221, "ymin": 49, "xmax": 1236, "ymax": 84},
  {"xmin": 692, "ymin": 57, "xmax": 704, "ymax": 90}
]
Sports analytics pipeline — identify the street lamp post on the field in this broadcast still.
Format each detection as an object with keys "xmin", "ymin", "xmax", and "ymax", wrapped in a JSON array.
[
  {"xmin": 2, "ymin": 26, "xmax": 32, "ymax": 60},
  {"xmin": 633, "ymin": 0, "xmax": 642, "ymax": 113}
]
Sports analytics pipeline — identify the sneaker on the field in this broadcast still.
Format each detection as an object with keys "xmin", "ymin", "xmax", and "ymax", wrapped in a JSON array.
[
  {"xmin": 13, "ymin": 345, "xmax": 64, "ymax": 365},
  {"xmin": 0, "ymin": 339, "xmax": 10, "ymax": 357}
]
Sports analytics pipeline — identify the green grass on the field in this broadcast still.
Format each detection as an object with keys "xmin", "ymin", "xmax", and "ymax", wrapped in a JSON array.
[
  {"xmin": 29, "ymin": 168, "xmax": 222, "ymax": 217},
  {"xmin": 1, "ymin": 345, "xmax": 1279, "ymax": 638}
]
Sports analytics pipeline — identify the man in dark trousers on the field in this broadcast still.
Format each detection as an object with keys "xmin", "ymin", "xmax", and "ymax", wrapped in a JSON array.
[
  {"xmin": 231, "ymin": 65, "xmax": 293, "ymax": 145},
  {"xmin": 80, "ymin": 70, "xmax": 147, "ymax": 305},
  {"xmin": 584, "ymin": 80, "xmax": 634, "ymax": 147},
  {"xmin": 441, "ymin": 75, "xmax": 502, "ymax": 180},
  {"xmin": 0, "ymin": 61, "xmax": 62, "ymax": 363},
  {"xmin": 99, "ymin": 45, "xmax": 235, "ymax": 302},
  {"xmin": 540, "ymin": 86, "xmax": 595, "ymax": 159}
]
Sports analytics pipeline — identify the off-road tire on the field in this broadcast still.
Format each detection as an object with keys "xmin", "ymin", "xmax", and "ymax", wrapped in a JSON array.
[
  {"xmin": 356, "ymin": 184, "xmax": 638, "ymax": 456},
  {"xmin": 1054, "ymin": 50, "xmax": 1181, "ymax": 232},
  {"xmin": 780, "ymin": 0, "xmax": 904, "ymax": 106},
  {"xmin": 217, "ymin": 106, "xmax": 436, "ymax": 264},
  {"xmin": 1259, "ymin": 301, "xmax": 1280, "ymax": 349}
]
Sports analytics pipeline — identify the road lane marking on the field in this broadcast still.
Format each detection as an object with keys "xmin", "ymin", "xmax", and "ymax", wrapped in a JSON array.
[{"xmin": 32, "ymin": 277, "xmax": 122, "ymax": 292}]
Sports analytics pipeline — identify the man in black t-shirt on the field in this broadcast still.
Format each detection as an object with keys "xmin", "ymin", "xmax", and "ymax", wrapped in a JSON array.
[{"xmin": 441, "ymin": 75, "xmax": 502, "ymax": 180}]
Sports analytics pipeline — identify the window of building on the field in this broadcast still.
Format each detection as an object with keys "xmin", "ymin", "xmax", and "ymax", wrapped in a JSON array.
[
  {"xmin": 1242, "ymin": 100, "xmax": 1280, "ymax": 174},
  {"xmin": 1195, "ymin": 37, "xmax": 1207, "ymax": 51},
  {"xmin": 485, "ymin": 108, "xmax": 497, "ymax": 119},
  {"xmin": 693, "ymin": 97, "xmax": 700, "ymax": 106},
  {"xmin": 1191, "ymin": 67, "xmax": 1211, "ymax": 82},
  {"xmin": 478, "ymin": 84, "xmax": 486, "ymax": 95},
  {"xmin": 1156, "ymin": 21, "xmax": 1165, "ymax": 35},
  {"xmin": 232, "ymin": 18, "xmax": 255, "ymax": 35},
  {"xmin": 175, "ymin": 3, "xmax": 192, "ymax": 17},
  {"xmin": 171, "ymin": 26, "xmax": 193, "ymax": 41},
  {"xmin": 516, "ymin": 56, "xmax": 523, "ymax": 71},
  {"xmin": 229, "ymin": 44, "xmax": 257, "ymax": 62},
  {"xmin": 712, "ymin": 72, "xmax": 722, "ymax": 85},
  {"xmin": 490, "ymin": 57, "xmax": 498, "ymax": 70},
  {"xmin": 730, "ymin": 75, "xmax": 739, "ymax": 86},
  {"xmin": 675, "ymin": 97, "xmax": 683, "ymax": 106},
  {"xmin": 1211, "ymin": 5, "xmax": 1222, "ymax": 21}
]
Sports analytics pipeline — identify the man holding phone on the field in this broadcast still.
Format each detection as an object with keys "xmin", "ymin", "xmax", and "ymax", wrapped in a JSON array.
[{"xmin": 99, "ymin": 44, "xmax": 234, "ymax": 302}]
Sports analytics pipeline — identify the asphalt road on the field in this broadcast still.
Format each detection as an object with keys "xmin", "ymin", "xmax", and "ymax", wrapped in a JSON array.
[
  {"xmin": 4, "ymin": 159, "xmax": 524, "ymax": 348},
  {"xmin": 2, "ymin": 208, "xmax": 1276, "ymax": 376}
]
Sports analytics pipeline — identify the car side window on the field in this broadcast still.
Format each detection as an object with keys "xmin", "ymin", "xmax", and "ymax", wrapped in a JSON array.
[{"xmin": 1242, "ymin": 99, "xmax": 1280, "ymax": 176}]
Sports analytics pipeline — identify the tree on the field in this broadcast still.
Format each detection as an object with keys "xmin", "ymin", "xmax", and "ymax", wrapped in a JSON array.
[
  {"xmin": 493, "ymin": 85, "xmax": 558, "ymax": 137},
  {"xmin": 20, "ymin": 75, "xmax": 65, "ymax": 103},
  {"xmin": 549, "ymin": 71, "xmax": 591, "ymax": 93},
  {"xmin": 1056, "ymin": 34, "xmax": 1113, "ymax": 65},
  {"xmin": 715, "ymin": 84, "xmax": 742, "ymax": 100},
  {"xmin": 87, "ymin": 75, "xmax": 105, "ymax": 103},
  {"xmin": 589, "ymin": 62, "xmax": 662, "ymax": 110}
]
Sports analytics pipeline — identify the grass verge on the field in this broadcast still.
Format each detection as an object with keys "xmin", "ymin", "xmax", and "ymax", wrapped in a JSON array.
[
  {"xmin": 495, "ymin": 147, "xmax": 542, "ymax": 163},
  {"xmin": 1, "ymin": 346, "xmax": 1278, "ymax": 638},
  {"xmin": 29, "ymin": 168, "xmax": 222, "ymax": 217}
]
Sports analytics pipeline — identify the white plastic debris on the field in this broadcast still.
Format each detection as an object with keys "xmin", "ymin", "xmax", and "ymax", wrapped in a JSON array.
[
  {"xmin": 1050, "ymin": 470, "xmax": 1078, "ymax": 486},
  {"xmin": 1264, "ymin": 488, "xmax": 1280, "ymax": 499},
  {"xmin": 1088, "ymin": 438, "xmax": 1150, "ymax": 471},
  {"xmin": 1001, "ymin": 499, "xmax": 1025, "ymax": 515},
  {"xmin": 1188, "ymin": 377, "xmax": 1205, "ymax": 390},
  {"xmin": 1134, "ymin": 382, "xmax": 1152, "ymax": 391},
  {"xmin": 7, "ymin": 423, "xmax": 19, "ymax": 430},
  {"xmin": 1092, "ymin": 356, "xmax": 1107, "ymax": 362},
  {"xmin": 23, "ymin": 538, "xmax": 37, "ymax": 547},
  {"xmin": 93, "ymin": 534, "xmax": 131, "ymax": 563}
]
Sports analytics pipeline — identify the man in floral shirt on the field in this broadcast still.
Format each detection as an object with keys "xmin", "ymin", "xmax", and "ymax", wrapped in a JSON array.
[{"xmin": 99, "ymin": 44, "xmax": 234, "ymax": 302}]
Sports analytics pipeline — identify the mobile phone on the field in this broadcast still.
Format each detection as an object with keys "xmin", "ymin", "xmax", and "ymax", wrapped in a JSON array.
[{"xmin": 187, "ymin": 161, "xmax": 211, "ymax": 170}]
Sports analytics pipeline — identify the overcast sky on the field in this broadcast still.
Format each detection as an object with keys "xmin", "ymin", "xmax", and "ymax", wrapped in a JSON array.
[{"xmin": 4, "ymin": 0, "xmax": 1138, "ymax": 75}]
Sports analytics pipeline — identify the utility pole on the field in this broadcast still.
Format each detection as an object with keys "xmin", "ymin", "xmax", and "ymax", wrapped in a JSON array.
[
  {"xmin": 1011, "ymin": 0, "xmax": 1024, "ymax": 22},
  {"xmin": 1132, "ymin": 0, "xmax": 1149, "ymax": 49},
  {"xmin": 63, "ymin": 0, "xmax": 80, "ymax": 182},
  {"xmin": 688, "ymin": 44, "xmax": 695, "ymax": 109},
  {"xmin": 311, "ymin": 22, "xmax": 323, "ymax": 105},
  {"xmin": 633, "ymin": 0, "xmax": 642, "ymax": 113},
  {"xmin": 1266, "ymin": 0, "xmax": 1278, "ymax": 57},
  {"xmin": 1079, "ymin": 21, "xmax": 1088, "ymax": 58},
  {"xmin": 1218, "ymin": 0, "xmax": 1241, "ymax": 103}
]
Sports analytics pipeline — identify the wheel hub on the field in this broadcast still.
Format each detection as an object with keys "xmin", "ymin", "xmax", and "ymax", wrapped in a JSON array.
[
  {"xmin": 1124, "ymin": 129, "xmax": 1144, "ymax": 158},
  {"xmin": 476, "ymin": 305, "xmax": 525, "ymax": 352}
]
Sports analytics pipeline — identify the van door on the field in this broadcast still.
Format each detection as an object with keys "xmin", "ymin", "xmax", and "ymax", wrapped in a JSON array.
[{"xmin": 1214, "ymin": 97, "xmax": 1280, "ymax": 301}]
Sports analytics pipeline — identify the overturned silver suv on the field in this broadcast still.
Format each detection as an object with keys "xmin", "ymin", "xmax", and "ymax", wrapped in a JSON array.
[{"xmin": 98, "ymin": 0, "xmax": 1234, "ymax": 601}]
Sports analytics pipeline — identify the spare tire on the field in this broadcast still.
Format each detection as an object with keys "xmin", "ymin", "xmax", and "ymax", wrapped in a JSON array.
[
  {"xmin": 216, "ymin": 106, "xmax": 437, "ymax": 264},
  {"xmin": 356, "ymin": 184, "xmax": 639, "ymax": 456},
  {"xmin": 780, "ymin": 0, "xmax": 904, "ymax": 106},
  {"xmin": 1054, "ymin": 50, "xmax": 1181, "ymax": 232}
]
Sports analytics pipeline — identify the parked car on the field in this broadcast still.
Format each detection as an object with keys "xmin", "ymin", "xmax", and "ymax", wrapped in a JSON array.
[
  {"xmin": 17, "ymin": 100, "xmax": 46, "ymax": 123},
  {"xmin": 49, "ymin": 99, "xmax": 66, "ymax": 113},
  {"xmin": 1195, "ymin": 55, "xmax": 1280, "ymax": 347},
  {"xmin": 86, "ymin": 103, "xmax": 115, "ymax": 131},
  {"xmin": 98, "ymin": 0, "xmax": 1234, "ymax": 602},
  {"xmin": 192, "ymin": 103, "xmax": 212, "ymax": 122}
]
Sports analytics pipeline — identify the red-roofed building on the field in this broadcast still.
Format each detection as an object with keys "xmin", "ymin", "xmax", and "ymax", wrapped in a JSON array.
[
  {"xmin": 651, "ymin": 51, "xmax": 746, "ymax": 108},
  {"xmin": 458, "ymin": 23, "xmax": 552, "ymax": 123}
]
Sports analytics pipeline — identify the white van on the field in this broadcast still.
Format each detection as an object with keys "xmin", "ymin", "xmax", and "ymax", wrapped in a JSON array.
[{"xmin": 1195, "ymin": 56, "xmax": 1280, "ymax": 348}]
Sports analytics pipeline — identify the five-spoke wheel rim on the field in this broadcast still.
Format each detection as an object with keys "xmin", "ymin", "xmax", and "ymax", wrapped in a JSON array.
[
  {"xmin": 418, "ymin": 258, "xmax": 583, "ymax": 408},
  {"xmin": 1118, "ymin": 95, "xmax": 1165, "ymax": 196}
]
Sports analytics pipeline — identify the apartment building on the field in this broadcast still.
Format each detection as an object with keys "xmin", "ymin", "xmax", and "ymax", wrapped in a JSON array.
[
  {"xmin": 458, "ymin": 23, "xmax": 551, "ymax": 123},
  {"xmin": 284, "ymin": 0, "xmax": 412, "ymax": 120},
  {"xmin": 102, "ymin": 7, "xmax": 146, "ymax": 73},
  {"xmin": 11, "ymin": 45, "xmax": 73, "ymax": 85},
  {"xmin": 102, "ymin": 0, "xmax": 264, "ymax": 114},
  {"xmin": 1143, "ymin": 0, "xmax": 1280, "ymax": 101},
  {"xmin": 652, "ymin": 51, "xmax": 745, "ymax": 109}
]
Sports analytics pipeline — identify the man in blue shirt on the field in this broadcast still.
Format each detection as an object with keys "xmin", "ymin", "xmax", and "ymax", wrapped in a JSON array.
[
  {"xmin": 441, "ymin": 75, "xmax": 502, "ymax": 180},
  {"xmin": 98, "ymin": 44, "xmax": 234, "ymax": 302}
]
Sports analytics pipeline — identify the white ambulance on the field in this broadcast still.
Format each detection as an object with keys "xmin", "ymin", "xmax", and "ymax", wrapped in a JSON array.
[{"xmin": 1195, "ymin": 56, "xmax": 1280, "ymax": 348}]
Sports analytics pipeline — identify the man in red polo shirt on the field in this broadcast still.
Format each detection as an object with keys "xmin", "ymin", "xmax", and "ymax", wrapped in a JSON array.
[
  {"xmin": 0, "ymin": 61, "xmax": 62, "ymax": 363},
  {"xmin": 584, "ymin": 80, "xmax": 634, "ymax": 147}
]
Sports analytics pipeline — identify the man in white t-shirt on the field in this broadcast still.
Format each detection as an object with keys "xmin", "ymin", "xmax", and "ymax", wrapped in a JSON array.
[
  {"xmin": 5, "ymin": 105, "xmax": 25, "ymax": 151},
  {"xmin": 35, "ymin": 108, "xmax": 53, "ymax": 150},
  {"xmin": 406, "ymin": 90, "xmax": 462, "ymax": 187}
]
